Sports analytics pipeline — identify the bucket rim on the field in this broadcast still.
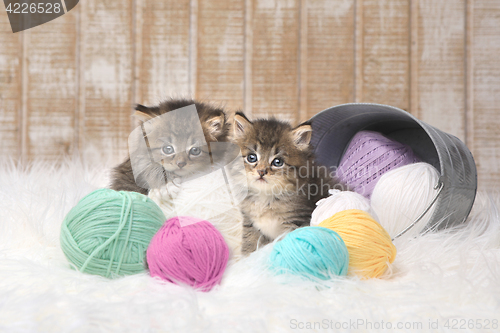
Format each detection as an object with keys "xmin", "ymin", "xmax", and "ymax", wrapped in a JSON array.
[{"xmin": 310, "ymin": 102, "xmax": 449, "ymax": 176}]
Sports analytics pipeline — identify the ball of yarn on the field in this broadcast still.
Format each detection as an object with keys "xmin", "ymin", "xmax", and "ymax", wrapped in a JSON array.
[
  {"xmin": 147, "ymin": 216, "xmax": 229, "ymax": 292},
  {"xmin": 311, "ymin": 189, "xmax": 377, "ymax": 226},
  {"xmin": 336, "ymin": 130, "xmax": 421, "ymax": 199},
  {"xmin": 319, "ymin": 209, "xmax": 396, "ymax": 279},
  {"xmin": 371, "ymin": 162, "xmax": 440, "ymax": 240},
  {"xmin": 60, "ymin": 189, "xmax": 166, "ymax": 278},
  {"xmin": 269, "ymin": 227, "xmax": 349, "ymax": 281}
]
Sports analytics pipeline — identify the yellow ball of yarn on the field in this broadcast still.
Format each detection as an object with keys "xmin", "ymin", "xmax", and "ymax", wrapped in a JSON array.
[{"xmin": 318, "ymin": 209, "xmax": 397, "ymax": 279}]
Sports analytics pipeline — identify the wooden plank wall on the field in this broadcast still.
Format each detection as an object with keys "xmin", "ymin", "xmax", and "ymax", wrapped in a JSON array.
[{"xmin": 0, "ymin": 0, "xmax": 499, "ymax": 190}]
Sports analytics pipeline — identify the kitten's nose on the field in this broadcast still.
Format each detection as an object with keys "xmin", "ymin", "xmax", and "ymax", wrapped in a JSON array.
[
  {"xmin": 257, "ymin": 169, "xmax": 267, "ymax": 178},
  {"xmin": 177, "ymin": 161, "xmax": 186, "ymax": 169}
]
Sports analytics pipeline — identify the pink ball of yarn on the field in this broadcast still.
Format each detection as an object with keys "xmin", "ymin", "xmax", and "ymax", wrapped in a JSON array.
[
  {"xmin": 146, "ymin": 216, "xmax": 229, "ymax": 292},
  {"xmin": 336, "ymin": 130, "xmax": 421, "ymax": 199}
]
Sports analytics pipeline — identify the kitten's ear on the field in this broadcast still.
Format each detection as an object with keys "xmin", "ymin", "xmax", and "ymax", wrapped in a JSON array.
[
  {"xmin": 206, "ymin": 113, "xmax": 225, "ymax": 137},
  {"xmin": 132, "ymin": 104, "xmax": 159, "ymax": 123},
  {"xmin": 291, "ymin": 123, "xmax": 312, "ymax": 150},
  {"xmin": 233, "ymin": 112, "xmax": 252, "ymax": 138}
]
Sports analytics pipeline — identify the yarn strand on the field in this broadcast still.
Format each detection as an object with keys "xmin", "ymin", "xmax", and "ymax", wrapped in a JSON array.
[
  {"xmin": 392, "ymin": 180, "xmax": 444, "ymax": 240},
  {"xmin": 60, "ymin": 189, "xmax": 166, "ymax": 278},
  {"xmin": 147, "ymin": 216, "xmax": 229, "ymax": 292},
  {"xmin": 318, "ymin": 210, "xmax": 396, "ymax": 279},
  {"xmin": 269, "ymin": 227, "xmax": 349, "ymax": 281}
]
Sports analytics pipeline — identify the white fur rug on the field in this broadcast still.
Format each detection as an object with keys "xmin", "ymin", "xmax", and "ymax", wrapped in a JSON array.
[{"xmin": 1, "ymin": 158, "xmax": 499, "ymax": 333}]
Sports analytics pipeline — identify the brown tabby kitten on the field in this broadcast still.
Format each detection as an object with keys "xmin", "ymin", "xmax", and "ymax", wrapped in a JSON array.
[
  {"xmin": 232, "ymin": 112, "xmax": 338, "ymax": 254},
  {"xmin": 110, "ymin": 98, "xmax": 230, "ymax": 194}
]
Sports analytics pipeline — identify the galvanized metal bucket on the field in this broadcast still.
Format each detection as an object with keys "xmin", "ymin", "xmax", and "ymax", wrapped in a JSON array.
[{"xmin": 309, "ymin": 103, "xmax": 477, "ymax": 234}]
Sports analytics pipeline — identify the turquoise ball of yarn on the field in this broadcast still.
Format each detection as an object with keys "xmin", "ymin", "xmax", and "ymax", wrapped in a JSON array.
[
  {"xmin": 60, "ymin": 189, "xmax": 166, "ymax": 278},
  {"xmin": 269, "ymin": 227, "xmax": 349, "ymax": 280}
]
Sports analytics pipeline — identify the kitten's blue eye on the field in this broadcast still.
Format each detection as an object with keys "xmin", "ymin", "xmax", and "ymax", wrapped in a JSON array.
[
  {"xmin": 247, "ymin": 153, "xmax": 258, "ymax": 163},
  {"xmin": 161, "ymin": 145, "xmax": 175, "ymax": 155},
  {"xmin": 272, "ymin": 158, "xmax": 284, "ymax": 167},
  {"xmin": 190, "ymin": 147, "xmax": 201, "ymax": 156}
]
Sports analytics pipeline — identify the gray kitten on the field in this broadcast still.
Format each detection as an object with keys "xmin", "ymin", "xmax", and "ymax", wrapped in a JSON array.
[
  {"xmin": 232, "ymin": 112, "xmax": 341, "ymax": 254},
  {"xmin": 110, "ymin": 99, "xmax": 230, "ymax": 194}
]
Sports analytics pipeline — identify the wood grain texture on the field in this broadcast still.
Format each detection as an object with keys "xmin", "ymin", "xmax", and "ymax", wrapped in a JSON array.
[
  {"xmin": 251, "ymin": 0, "xmax": 300, "ymax": 122},
  {"xmin": 132, "ymin": 0, "xmax": 143, "ymax": 112},
  {"xmin": 25, "ymin": 11, "xmax": 78, "ymax": 159},
  {"xmin": 306, "ymin": 0, "xmax": 355, "ymax": 119},
  {"xmin": 409, "ymin": 0, "xmax": 418, "ymax": 116},
  {"xmin": 465, "ymin": 0, "xmax": 474, "ymax": 149},
  {"xmin": 139, "ymin": 0, "xmax": 190, "ymax": 105},
  {"xmin": 0, "ymin": 14, "xmax": 22, "ymax": 160},
  {"xmin": 81, "ymin": 0, "xmax": 133, "ymax": 163},
  {"xmin": 360, "ymin": 0, "xmax": 410, "ymax": 111},
  {"xmin": 190, "ymin": 0, "xmax": 198, "ymax": 98},
  {"xmin": 415, "ymin": 0, "xmax": 466, "ymax": 141},
  {"xmin": 196, "ymin": 0, "xmax": 245, "ymax": 111},
  {"xmin": 298, "ymin": 0, "xmax": 307, "ymax": 123},
  {"xmin": 472, "ymin": 0, "xmax": 500, "ymax": 189},
  {"xmin": 244, "ymin": 0, "xmax": 253, "ymax": 117},
  {"xmin": 0, "ymin": 0, "xmax": 499, "ymax": 190},
  {"xmin": 354, "ymin": 0, "xmax": 363, "ymax": 102}
]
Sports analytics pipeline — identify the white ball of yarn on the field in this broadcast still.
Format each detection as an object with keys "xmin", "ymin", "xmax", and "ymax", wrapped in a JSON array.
[
  {"xmin": 370, "ymin": 162, "xmax": 440, "ymax": 240},
  {"xmin": 311, "ymin": 189, "xmax": 377, "ymax": 226},
  {"xmin": 148, "ymin": 168, "xmax": 244, "ymax": 258}
]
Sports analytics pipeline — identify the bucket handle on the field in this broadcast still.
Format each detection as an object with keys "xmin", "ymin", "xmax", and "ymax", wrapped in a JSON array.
[{"xmin": 391, "ymin": 180, "xmax": 444, "ymax": 241}]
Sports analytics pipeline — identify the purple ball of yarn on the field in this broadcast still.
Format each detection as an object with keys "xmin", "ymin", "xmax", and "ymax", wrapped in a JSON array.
[
  {"xmin": 336, "ymin": 130, "xmax": 421, "ymax": 199},
  {"xmin": 146, "ymin": 216, "xmax": 229, "ymax": 292}
]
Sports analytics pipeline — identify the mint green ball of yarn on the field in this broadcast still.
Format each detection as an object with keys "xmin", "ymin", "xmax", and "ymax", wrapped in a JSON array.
[
  {"xmin": 269, "ymin": 227, "xmax": 349, "ymax": 281},
  {"xmin": 60, "ymin": 188, "xmax": 166, "ymax": 278}
]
